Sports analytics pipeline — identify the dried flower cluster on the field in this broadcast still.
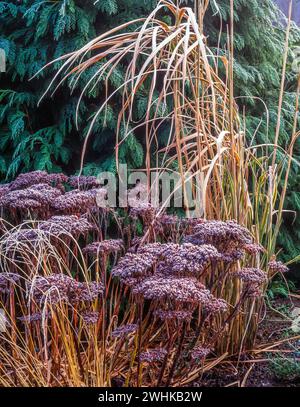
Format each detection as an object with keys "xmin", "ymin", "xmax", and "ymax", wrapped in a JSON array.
[
  {"xmin": 139, "ymin": 348, "xmax": 168, "ymax": 363},
  {"xmin": 0, "ymin": 273, "xmax": 20, "ymax": 294},
  {"xmin": 133, "ymin": 277, "xmax": 218, "ymax": 308},
  {"xmin": 51, "ymin": 189, "xmax": 102, "ymax": 214},
  {"xmin": 1, "ymin": 216, "xmax": 97, "ymax": 259},
  {"xmin": 235, "ymin": 268, "xmax": 267, "ymax": 284},
  {"xmin": 183, "ymin": 220, "xmax": 260, "ymax": 262},
  {"xmin": 0, "ymin": 171, "xmax": 107, "ymax": 222},
  {"xmin": 83, "ymin": 239, "xmax": 124, "ymax": 256},
  {"xmin": 8, "ymin": 171, "xmax": 67, "ymax": 191},
  {"xmin": 112, "ymin": 252, "xmax": 156, "ymax": 285},
  {"xmin": 268, "ymin": 260, "xmax": 289, "ymax": 274},
  {"xmin": 111, "ymin": 324, "xmax": 138, "ymax": 338},
  {"xmin": 68, "ymin": 175, "xmax": 99, "ymax": 190},
  {"xmin": 0, "ymin": 184, "xmax": 62, "ymax": 212},
  {"xmin": 153, "ymin": 309, "xmax": 193, "ymax": 322},
  {"xmin": 155, "ymin": 243, "xmax": 219, "ymax": 277},
  {"xmin": 30, "ymin": 274, "xmax": 104, "ymax": 306},
  {"xmin": 81, "ymin": 311, "xmax": 100, "ymax": 325},
  {"xmin": 191, "ymin": 346, "xmax": 212, "ymax": 361},
  {"xmin": 39, "ymin": 215, "xmax": 96, "ymax": 237}
]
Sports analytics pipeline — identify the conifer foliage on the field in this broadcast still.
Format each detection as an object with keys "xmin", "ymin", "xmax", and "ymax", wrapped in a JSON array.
[{"xmin": 0, "ymin": 0, "xmax": 156, "ymax": 179}]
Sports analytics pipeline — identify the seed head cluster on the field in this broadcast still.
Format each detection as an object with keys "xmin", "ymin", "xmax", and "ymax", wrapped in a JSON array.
[
  {"xmin": 111, "ymin": 324, "xmax": 138, "ymax": 338},
  {"xmin": 235, "ymin": 268, "xmax": 267, "ymax": 284},
  {"xmin": 30, "ymin": 274, "xmax": 104, "ymax": 306},
  {"xmin": 0, "ymin": 273, "xmax": 21, "ymax": 293},
  {"xmin": 81, "ymin": 311, "xmax": 100, "ymax": 325},
  {"xmin": 39, "ymin": 215, "xmax": 96, "ymax": 237},
  {"xmin": 112, "ymin": 252, "xmax": 156, "ymax": 285},
  {"xmin": 0, "ymin": 184, "xmax": 62, "ymax": 211},
  {"xmin": 133, "ymin": 277, "xmax": 212, "ymax": 305},
  {"xmin": 8, "ymin": 171, "xmax": 67, "ymax": 191},
  {"xmin": 68, "ymin": 175, "xmax": 99, "ymax": 190},
  {"xmin": 0, "ymin": 171, "xmax": 107, "ymax": 220},
  {"xmin": 139, "ymin": 348, "xmax": 168, "ymax": 363},
  {"xmin": 155, "ymin": 243, "xmax": 219, "ymax": 277},
  {"xmin": 183, "ymin": 220, "xmax": 256, "ymax": 262},
  {"xmin": 153, "ymin": 309, "xmax": 193, "ymax": 322},
  {"xmin": 83, "ymin": 239, "xmax": 124, "ymax": 256},
  {"xmin": 268, "ymin": 260, "xmax": 289, "ymax": 274},
  {"xmin": 191, "ymin": 346, "xmax": 212, "ymax": 360}
]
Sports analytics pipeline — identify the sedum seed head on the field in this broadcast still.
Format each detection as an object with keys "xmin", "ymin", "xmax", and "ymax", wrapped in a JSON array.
[
  {"xmin": 133, "ymin": 276, "xmax": 212, "ymax": 305},
  {"xmin": 191, "ymin": 346, "xmax": 212, "ymax": 360},
  {"xmin": 39, "ymin": 215, "xmax": 96, "ymax": 237},
  {"xmin": 111, "ymin": 323, "xmax": 138, "ymax": 338},
  {"xmin": 235, "ymin": 268, "xmax": 267, "ymax": 284},
  {"xmin": 30, "ymin": 274, "xmax": 104, "ymax": 306},
  {"xmin": 81, "ymin": 311, "xmax": 100, "ymax": 325},
  {"xmin": 139, "ymin": 348, "xmax": 168, "ymax": 363},
  {"xmin": 268, "ymin": 260, "xmax": 289, "ymax": 274},
  {"xmin": 68, "ymin": 175, "xmax": 99, "ymax": 190},
  {"xmin": 153, "ymin": 309, "xmax": 193, "ymax": 322},
  {"xmin": 9, "ymin": 171, "xmax": 67, "ymax": 191},
  {"xmin": 83, "ymin": 239, "xmax": 124, "ymax": 256},
  {"xmin": 111, "ymin": 252, "xmax": 156, "ymax": 285}
]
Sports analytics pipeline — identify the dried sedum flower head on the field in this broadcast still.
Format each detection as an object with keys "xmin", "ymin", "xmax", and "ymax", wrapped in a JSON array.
[
  {"xmin": 2, "ymin": 228, "xmax": 40, "ymax": 254},
  {"xmin": 139, "ymin": 348, "xmax": 168, "ymax": 363},
  {"xmin": 111, "ymin": 324, "xmax": 138, "ymax": 338},
  {"xmin": 243, "ymin": 243, "xmax": 264, "ymax": 255},
  {"xmin": 112, "ymin": 252, "xmax": 156, "ymax": 285},
  {"xmin": 235, "ymin": 268, "xmax": 267, "ymax": 284},
  {"xmin": 183, "ymin": 220, "xmax": 255, "ymax": 263},
  {"xmin": 68, "ymin": 175, "xmax": 99, "ymax": 190},
  {"xmin": 83, "ymin": 239, "xmax": 124, "ymax": 256},
  {"xmin": 137, "ymin": 242, "xmax": 165, "ymax": 258},
  {"xmin": 155, "ymin": 243, "xmax": 219, "ymax": 277},
  {"xmin": 39, "ymin": 215, "xmax": 96, "ymax": 237},
  {"xmin": 30, "ymin": 274, "xmax": 73, "ymax": 305},
  {"xmin": 191, "ymin": 346, "xmax": 212, "ymax": 360},
  {"xmin": 51, "ymin": 189, "xmax": 98, "ymax": 214},
  {"xmin": 153, "ymin": 309, "xmax": 193, "ymax": 322},
  {"xmin": 9, "ymin": 171, "xmax": 67, "ymax": 191},
  {"xmin": 188, "ymin": 220, "xmax": 252, "ymax": 246},
  {"xmin": 81, "ymin": 311, "xmax": 100, "ymax": 325},
  {"xmin": 78, "ymin": 281, "xmax": 104, "ymax": 302},
  {"xmin": 268, "ymin": 260, "xmax": 289, "ymax": 274},
  {"xmin": 203, "ymin": 298, "xmax": 228, "ymax": 314},
  {"xmin": 132, "ymin": 276, "xmax": 213, "ymax": 305},
  {"xmin": 30, "ymin": 274, "xmax": 104, "ymax": 306},
  {"xmin": 130, "ymin": 202, "xmax": 157, "ymax": 225},
  {"xmin": 0, "ymin": 184, "xmax": 62, "ymax": 212},
  {"xmin": 0, "ymin": 272, "xmax": 21, "ymax": 293}
]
